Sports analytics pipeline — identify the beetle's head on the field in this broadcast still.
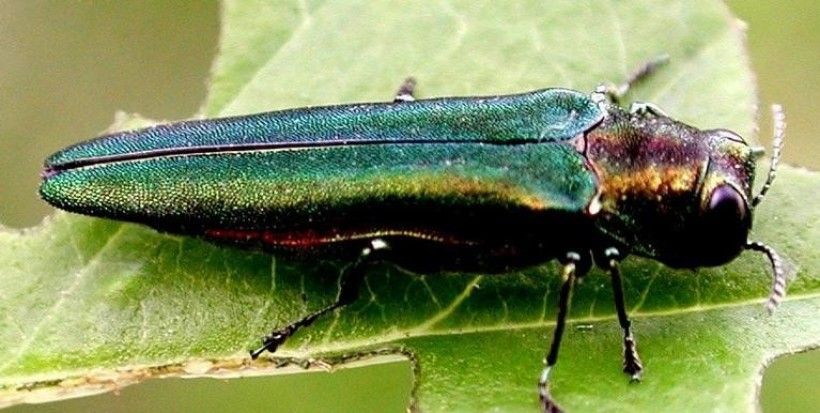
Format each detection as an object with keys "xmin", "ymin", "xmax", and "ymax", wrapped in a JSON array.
[
  {"xmin": 667, "ymin": 107, "xmax": 786, "ymax": 272},
  {"xmin": 671, "ymin": 128, "xmax": 757, "ymax": 267},
  {"xmin": 589, "ymin": 105, "xmax": 783, "ymax": 265},
  {"xmin": 589, "ymin": 104, "xmax": 788, "ymax": 312},
  {"xmin": 660, "ymin": 106, "xmax": 788, "ymax": 312}
]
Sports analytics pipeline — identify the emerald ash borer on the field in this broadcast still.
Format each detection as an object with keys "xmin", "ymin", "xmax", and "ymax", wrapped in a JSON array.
[{"xmin": 39, "ymin": 58, "xmax": 788, "ymax": 412}]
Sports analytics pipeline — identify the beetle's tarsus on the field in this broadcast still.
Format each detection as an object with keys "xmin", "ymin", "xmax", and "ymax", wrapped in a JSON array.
[
  {"xmin": 250, "ymin": 328, "xmax": 292, "ymax": 359},
  {"xmin": 623, "ymin": 334, "xmax": 644, "ymax": 381},
  {"xmin": 539, "ymin": 367, "xmax": 564, "ymax": 413},
  {"xmin": 605, "ymin": 248, "xmax": 645, "ymax": 381},
  {"xmin": 249, "ymin": 344, "xmax": 269, "ymax": 360}
]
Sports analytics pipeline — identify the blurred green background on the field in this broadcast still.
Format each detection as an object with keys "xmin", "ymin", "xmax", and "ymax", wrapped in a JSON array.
[{"xmin": 0, "ymin": 1, "xmax": 816, "ymax": 412}]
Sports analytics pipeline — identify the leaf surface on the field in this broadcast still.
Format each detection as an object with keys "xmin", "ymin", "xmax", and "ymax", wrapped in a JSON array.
[{"xmin": 2, "ymin": 1, "xmax": 818, "ymax": 412}]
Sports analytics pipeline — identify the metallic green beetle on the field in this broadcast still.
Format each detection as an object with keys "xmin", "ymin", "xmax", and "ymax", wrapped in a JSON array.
[{"xmin": 40, "ymin": 61, "xmax": 787, "ymax": 412}]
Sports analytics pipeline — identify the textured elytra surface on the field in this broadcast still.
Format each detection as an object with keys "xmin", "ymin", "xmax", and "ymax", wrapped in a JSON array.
[
  {"xmin": 1, "ymin": 1, "xmax": 819, "ymax": 412},
  {"xmin": 46, "ymin": 89, "xmax": 600, "ymax": 165},
  {"xmin": 40, "ymin": 89, "xmax": 601, "ymax": 241}
]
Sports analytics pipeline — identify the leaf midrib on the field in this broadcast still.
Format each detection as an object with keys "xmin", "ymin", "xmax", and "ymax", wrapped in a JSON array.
[{"xmin": 276, "ymin": 291, "xmax": 820, "ymax": 357}]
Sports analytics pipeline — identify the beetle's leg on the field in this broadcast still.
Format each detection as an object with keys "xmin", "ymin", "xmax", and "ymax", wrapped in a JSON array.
[
  {"xmin": 594, "ymin": 54, "xmax": 670, "ymax": 105},
  {"xmin": 628, "ymin": 101, "xmax": 668, "ymax": 117},
  {"xmin": 603, "ymin": 247, "xmax": 643, "ymax": 380},
  {"xmin": 539, "ymin": 252, "xmax": 585, "ymax": 413},
  {"xmin": 393, "ymin": 77, "xmax": 417, "ymax": 103},
  {"xmin": 250, "ymin": 239, "xmax": 390, "ymax": 359}
]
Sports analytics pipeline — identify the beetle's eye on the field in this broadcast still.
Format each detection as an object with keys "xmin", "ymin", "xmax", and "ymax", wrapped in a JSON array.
[
  {"xmin": 689, "ymin": 184, "xmax": 752, "ymax": 266},
  {"xmin": 705, "ymin": 184, "xmax": 749, "ymax": 239},
  {"xmin": 708, "ymin": 185, "xmax": 746, "ymax": 221}
]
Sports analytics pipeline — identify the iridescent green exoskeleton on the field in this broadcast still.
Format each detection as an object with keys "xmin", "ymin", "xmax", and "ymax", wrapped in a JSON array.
[{"xmin": 39, "ymin": 59, "xmax": 787, "ymax": 413}]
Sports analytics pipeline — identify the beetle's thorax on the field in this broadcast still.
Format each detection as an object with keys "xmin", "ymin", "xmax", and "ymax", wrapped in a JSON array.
[{"xmin": 584, "ymin": 105, "xmax": 756, "ymax": 267}]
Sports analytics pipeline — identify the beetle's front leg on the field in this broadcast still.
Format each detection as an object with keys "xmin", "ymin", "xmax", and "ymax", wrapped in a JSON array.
[
  {"xmin": 539, "ymin": 251, "xmax": 590, "ymax": 413},
  {"xmin": 592, "ymin": 54, "xmax": 670, "ymax": 106},
  {"xmin": 250, "ymin": 239, "xmax": 390, "ymax": 358},
  {"xmin": 603, "ymin": 247, "xmax": 644, "ymax": 380}
]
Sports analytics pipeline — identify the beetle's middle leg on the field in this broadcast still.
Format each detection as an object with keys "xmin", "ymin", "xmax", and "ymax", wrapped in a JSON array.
[
  {"xmin": 250, "ymin": 239, "xmax": 390, "ymax": 359},
  {"xmin": 602, "ymin": 247, "xmax": 644, "ymax": 380},
  {"xmin": 539, "ymin": 251, "xmax": 590, "ymax": 413}
]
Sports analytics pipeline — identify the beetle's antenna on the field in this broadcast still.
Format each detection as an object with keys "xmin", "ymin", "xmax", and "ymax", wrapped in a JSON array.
[
  {"xmin": 745, "ymin": 241, "xmax": 788, "ymax": 313},
  {"xmin": 752, "ymin": 105, "xmax": 786, "ymax": 207}
]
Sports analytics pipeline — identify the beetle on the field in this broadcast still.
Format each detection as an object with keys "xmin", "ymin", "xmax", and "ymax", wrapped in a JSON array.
[{"xmin": 39, "ymin": 58, "xmax": 787, "ymax": 412}]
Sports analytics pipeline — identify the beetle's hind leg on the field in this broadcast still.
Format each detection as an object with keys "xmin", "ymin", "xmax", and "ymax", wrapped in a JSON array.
[
  {"xmin": 602, "ymin": 247, "xmax": 644, "ymax": 380},
  {"xmin": 393, "ymin": 77, "xmax": 417, "ymax": 102},
  {"xmin": 250, "ymin": 239, "xmax": 390, "ymax": 359},
  {"xmin": 539, "ymin": 252, "xmax": 589, "ymax": 413}
]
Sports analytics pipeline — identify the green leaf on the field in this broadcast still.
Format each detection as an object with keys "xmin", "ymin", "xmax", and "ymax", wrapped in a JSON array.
[{"xmin": 1, "ymin": 1, "xmax": 818, "ymax": 412}]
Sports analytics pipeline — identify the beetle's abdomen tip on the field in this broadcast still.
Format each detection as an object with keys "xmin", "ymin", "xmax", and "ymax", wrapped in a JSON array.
[
  {"xmin": 40, "ymin": 154, "xmax": 63, "ymax": 203},
  {"xmin": 38, "ymin": 164, "xmax": 83, "ymax": 212},
  {"xmin": 40, "ymin": 165, "xmax": 59, "ymax": 180},
  {"xmin": 38, "ymin": 171, "xmax": 63, "ymax": 206},
  {"xmin": 41, "ymin": 147, "xmax": 76, "ymax": 179}
]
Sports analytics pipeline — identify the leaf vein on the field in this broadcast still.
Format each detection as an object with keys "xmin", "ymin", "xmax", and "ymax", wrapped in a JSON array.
[{"xmin": 0, "ymin": 224, "xmax": 128, "ymax": 373}]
